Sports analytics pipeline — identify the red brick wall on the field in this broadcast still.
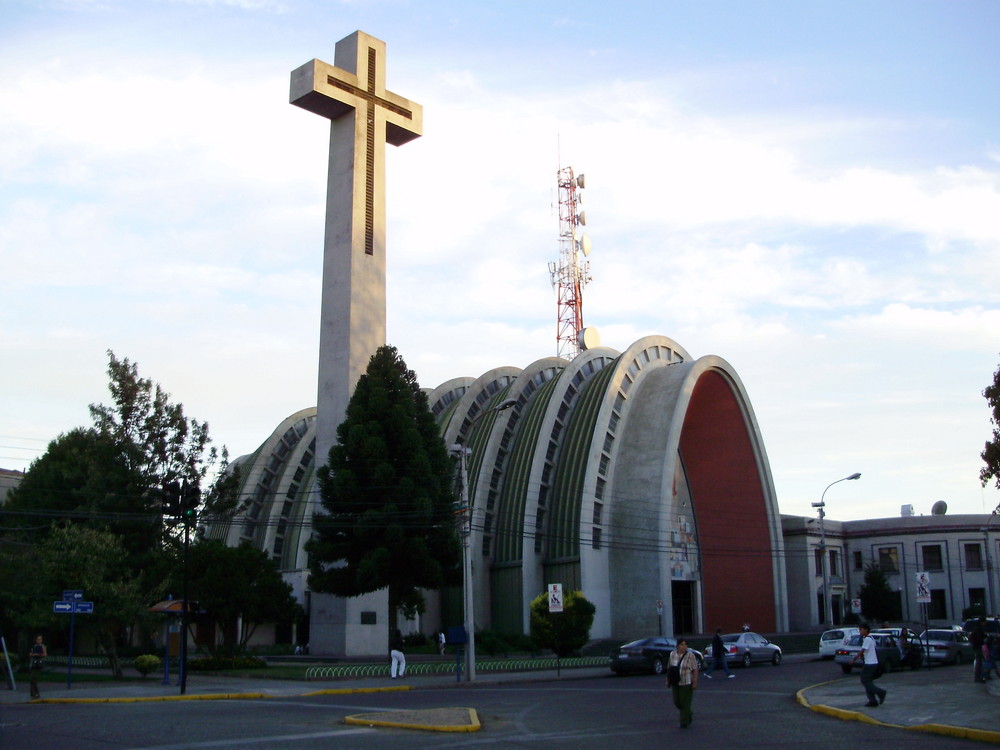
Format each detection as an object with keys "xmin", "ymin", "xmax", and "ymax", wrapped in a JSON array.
[{"xmin": 679, "ymin": 370, "xmax": 776, "ymax": 633}]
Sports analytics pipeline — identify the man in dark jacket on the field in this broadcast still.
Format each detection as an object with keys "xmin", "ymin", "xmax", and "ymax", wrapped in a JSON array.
[
  {"xmin": 704, "ymin": 628, "xmax": 734, "ymax": 679},
  {"xmin": 971, "ymin": 617, "xmax": 988, "ymax": 683}
]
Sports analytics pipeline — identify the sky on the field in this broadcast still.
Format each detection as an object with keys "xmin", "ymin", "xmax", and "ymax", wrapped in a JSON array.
[{"xmin": 2, "ymin": 0, "xmax": 999, "ymax": 522}]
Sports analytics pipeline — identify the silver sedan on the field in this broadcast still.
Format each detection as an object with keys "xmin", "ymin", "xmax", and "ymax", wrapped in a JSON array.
[{"xmin": 705, "ymin": 632, "xmax": 782, "ymax": 668}]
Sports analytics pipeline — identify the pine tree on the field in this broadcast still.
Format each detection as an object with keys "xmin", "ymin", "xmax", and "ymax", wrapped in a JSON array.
[{"xmin": 305, "ymin": 345, "xmax": 462, "ymax": 636}]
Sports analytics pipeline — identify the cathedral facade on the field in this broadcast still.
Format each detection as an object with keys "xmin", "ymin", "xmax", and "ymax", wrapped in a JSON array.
[{"xmin": 207, "ymin": 334, "xmax": 788, "ymax": 654}]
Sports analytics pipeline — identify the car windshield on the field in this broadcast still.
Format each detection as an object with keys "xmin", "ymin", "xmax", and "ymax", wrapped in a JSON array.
[
  {"xmin": 620, "ymin": 639, "xmax": 648, "ymax": 649},
  {"xmin": 845, "ymin": 635, "xmax": 863, "ymax": 647}
]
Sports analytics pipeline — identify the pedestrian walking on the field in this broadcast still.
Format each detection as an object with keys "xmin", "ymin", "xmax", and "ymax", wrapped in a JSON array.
[
  {"xmin": 28, "ymin": 634, "xmax": 46, "ymax": 700},
  {"xmin": 438, "ymin": 630, "xmax": 446, "ymax": 655},
  {"xmin": 851, "ymin": 623, "xmax": 886, "ymax": 707},
  {"xmin": 703, "ymin": 628, "xmax": 734, "ymax": 679},
  {"xmin": 970, "ymin": 616, "xmax": 988, "ymax": 682},
  {"xmin": 666, "ymin": 638, "xmax": 699, "ymax": 728},
  {"xmin": 389, "ymin": 630, "xmax": 406, "ymax": 678}
]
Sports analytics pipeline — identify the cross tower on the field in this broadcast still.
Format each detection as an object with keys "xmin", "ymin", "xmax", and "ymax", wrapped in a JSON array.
[{"xmin": 290, "ymin": 30, "xmax": 423, "ymax": 470}]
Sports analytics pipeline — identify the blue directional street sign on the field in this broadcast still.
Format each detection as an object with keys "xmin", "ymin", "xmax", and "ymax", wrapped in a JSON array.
[
  {"xmin": 62, "ymin": 590, "xmax": 83, "ymax": 601},
  {"xmin": 53, "ymin": 601, "xmax": 73, "ymax": 613},
  {"xmin": 75, "ymin": 601, "xmax": 94, "ymax": 614}
]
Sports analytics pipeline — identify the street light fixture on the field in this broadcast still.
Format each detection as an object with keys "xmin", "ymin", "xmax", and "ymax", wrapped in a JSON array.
[
  {"xmin": 812, "ymin": 472, "xmax": 861, "ymax": 627},
  {"xmin": 450, "ymin": 397, "xmax": 517, "ymax": 682}
]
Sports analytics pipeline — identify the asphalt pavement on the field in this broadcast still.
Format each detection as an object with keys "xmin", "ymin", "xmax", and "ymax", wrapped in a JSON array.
[{"xmin": 3, "ymin": 657, "xmax": 999, "ymax": 742}]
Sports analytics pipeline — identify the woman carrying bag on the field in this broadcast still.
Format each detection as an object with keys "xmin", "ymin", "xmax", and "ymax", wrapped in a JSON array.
[{"xmin": 666, "ymin": 638, "xmax": 699, "ymax": 728}]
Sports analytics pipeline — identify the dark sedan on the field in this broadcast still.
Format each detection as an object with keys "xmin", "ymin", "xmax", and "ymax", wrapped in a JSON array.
[{"xmin": 610, "ymin": 637, "xmax": 704, "ymax": 676}]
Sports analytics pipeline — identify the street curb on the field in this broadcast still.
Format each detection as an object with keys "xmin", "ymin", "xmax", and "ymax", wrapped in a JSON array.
[
  {"xmin": 796, "ymin": 681, "xmax": 1000, "ymax": 744},
  {"xmin": 29, "ymin": 685, "xmax": 412, "ymax": 705},
  {"xmin": 344, "ymin": 707, "xmax": 481, "ymax": 733}
]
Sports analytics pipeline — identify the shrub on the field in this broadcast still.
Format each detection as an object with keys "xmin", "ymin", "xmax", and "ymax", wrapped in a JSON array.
[
  {"xmin": 530, "ymin": 589, "xmax": 596, "ymax": 658},
  {"xmin": 134, "ymin": 654, "xmax": 162, "ymax": 678},
  {"xmin": 188, "ymin": 656, "xmax": 267, "ymax": 671}
]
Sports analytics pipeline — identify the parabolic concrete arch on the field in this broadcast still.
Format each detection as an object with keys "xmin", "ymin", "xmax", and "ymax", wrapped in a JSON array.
[{"xmin": 606, "ymin": 348, "xmax": 787, "ymax": 637}]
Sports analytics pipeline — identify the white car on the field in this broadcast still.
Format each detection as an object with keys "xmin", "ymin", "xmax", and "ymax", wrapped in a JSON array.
[{"xmin": 818, "ymin": 627, "xmax": 860, "ymax": 659}]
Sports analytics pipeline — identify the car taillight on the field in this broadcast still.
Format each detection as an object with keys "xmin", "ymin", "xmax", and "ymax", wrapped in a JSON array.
[{"xmin": 729, "ymin": 646, "xmax": 738, "ymax": 654}]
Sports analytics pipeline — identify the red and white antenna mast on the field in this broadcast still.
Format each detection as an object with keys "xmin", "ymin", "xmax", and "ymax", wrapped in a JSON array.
[{"xmin": 549, "ymin": 166, "xmax": 597, "ymax": 360}]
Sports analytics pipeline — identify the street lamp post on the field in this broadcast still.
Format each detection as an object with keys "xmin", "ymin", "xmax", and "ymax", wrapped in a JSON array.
[
  {"xmin": 451, "ymin": 398, "xmax": 517, "ymax": 682},
  {"xmin": 812, "ymin": 472, "xmax": 861, "ymax": 627}
]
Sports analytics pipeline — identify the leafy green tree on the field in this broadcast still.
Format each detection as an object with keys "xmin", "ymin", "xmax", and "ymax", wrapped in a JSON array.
[
  {"xmin": 980, "ymin": 360, "xmax": 1000, "ymax": 496},
  {"xmin": 1, "ymin": 351, "xmax": 238, "ymax": 653},
  {"xmin": 22, "ymin": 524, "xmax": 148, "ymax": 678},
  {"xmin": 173, "ymin": 540, "xmax": 302, "ymax": 656},
  {"xmin": 857, "ymin": 562, "xmax": 897, "ymax": 623},
  {"xmin": 529, "ymin": 589, "xmax": 596, "ymax": 658},
  {"xmin": 5, "ymin": 351, "xmax": 238, "ymax": 554},
  {"xmin": 305, "ymin": 345, "xmax": 462, "ymax": 637}
]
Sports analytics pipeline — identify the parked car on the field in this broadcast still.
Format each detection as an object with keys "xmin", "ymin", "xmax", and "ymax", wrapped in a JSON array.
[
  {"xmin": 962, "ymin": 617, "xmax": 1000, "ymax": 635},
  {"xmin": 834, "ymin": 632, "xmax": 901, "ymax": 674},
  {"xmin": 918, "ymin": 629, "xmax": 976, "ymax": 665},
  {"xmin": 705, "ymin": 632, "xmax": 781, "ymax": 667},
  {"xmin": 871, "ymin": 626, "xmax": 919, "ymax": 643},
  {"xmin": 818, "ymin": 627, "xmax": 860, "ymax": 659},
  {"xmin": 610, "ymin": 637, "xmax": 704, "ymax": 676}
]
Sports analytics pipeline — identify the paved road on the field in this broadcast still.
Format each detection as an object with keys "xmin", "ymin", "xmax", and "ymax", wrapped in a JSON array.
[{"xmin": 1, "ymin": 656, "xmax": 995, "ymax": 749}]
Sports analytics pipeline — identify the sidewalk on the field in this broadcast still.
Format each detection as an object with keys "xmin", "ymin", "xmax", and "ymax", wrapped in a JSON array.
[
  {"xmin": 0, "ymin": 665, "xmax": 610, "ymax": 704},
  {"xmin": 798, "ymin": 665, "xmax": 1000, "ymax": 744}
]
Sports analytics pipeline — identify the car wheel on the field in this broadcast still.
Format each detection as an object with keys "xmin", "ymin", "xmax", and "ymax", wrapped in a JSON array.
[
  {"xmin": 771, "ymin": 651, "xmax": 781, "ymax": 666},
  {"xmin": 742, "ymin": 652, "xmax": 752, "ymax": 668},
  {"xmin": 840, "ymin": 664, "xmax": 852, "ymax": 674},
  {"xmin": 653, "ymin": 658, "xmax": 665, "ymax": 675}
]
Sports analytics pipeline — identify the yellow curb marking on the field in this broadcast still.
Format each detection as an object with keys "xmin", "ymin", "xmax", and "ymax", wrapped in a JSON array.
[
  {"xmin": 797, "ymin": 682, "xmax": 1000, "ymax": 744},
  {"xmin": 344, "ymin": 707, "xmax": 481, "ymax": 733}
]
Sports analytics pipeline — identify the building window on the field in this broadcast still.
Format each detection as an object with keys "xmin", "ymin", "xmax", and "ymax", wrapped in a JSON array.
[
  {"xmin": 853, "ymin": 551, "xmax": 863, "ymax": 571},
  {"xmin": 592, "ymin": 527, "xmax": 602, "ymax": 550},
  {"xmin": 969, "ymin": 588, "xmax": 986, "ymax": 611},
  {"xmin": 815, "ymin": 548, "xmax": 823, "ymax": 576},
  {"xmin": 965, "ymin": 543, "xmax": 984, "ymax": 571},
  {"xmin": 878, "ymin": 547, "xmax": 899, "ymax": 573},
  {"xmin": 829, "ymin": 550, "xmax": 840, "ymax": 577},
  {"xmin": 922, "ymin": 544, "xmax": 943, "ymax": 571},
  {"xmin": 929, "ymin": 589, "xmax": 947, "ymax": 620}
]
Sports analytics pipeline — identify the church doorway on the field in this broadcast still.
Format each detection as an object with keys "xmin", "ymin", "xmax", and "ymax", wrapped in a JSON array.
[{"xmin": 672, "ymin": 581, "xmax": 696, "ymax": 634}]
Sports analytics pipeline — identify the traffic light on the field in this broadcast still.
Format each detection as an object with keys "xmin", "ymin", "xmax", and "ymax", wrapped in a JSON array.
[
  {"xmin": 180, "ymin": 481, "xmax": 200, "ymax": 526},
  {"xmin": 162, "ymin": 481, "xmax": 181, "ymax": 516}
]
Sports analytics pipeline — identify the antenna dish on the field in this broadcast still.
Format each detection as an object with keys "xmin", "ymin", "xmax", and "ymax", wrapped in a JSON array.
[
  {"xmin": 931, "ymin": 500, "xmax": 948, "ymax": 516},
  {"xmin": 578, "ymin": 234, "xmax": 592, "ymax": 257},
  {"xmin": 576, "ymin": 174, "xmax": 586, "ymax": 189},
  {"xmin": 576, "ymin": 211, "xmax": 586, "ymax": 226},
  {"xmin": 579, "ymin": 327, "xmax": 601, "ymax": 350}
]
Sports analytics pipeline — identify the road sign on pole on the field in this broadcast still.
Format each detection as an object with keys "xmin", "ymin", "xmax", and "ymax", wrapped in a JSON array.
[
  {"xmin": 53, "ymin": 601, "xmax": 73, "ymax": 613},
  {"xmin": 548, "ymin": 583, "xmax": 563, "ymax": 613},
  {"xmin": 62, "ymin": 590, "xmax": 83, "ymax": 601},
  {"xmin": 916, "ymin": 571, "xmax": 931, "ymax": 603}
]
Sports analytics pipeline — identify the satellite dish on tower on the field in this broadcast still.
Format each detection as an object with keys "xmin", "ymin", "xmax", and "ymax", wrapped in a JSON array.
[
  {"xmin": 579, "ymin": 327, "xmax": 601, "ymax": 350},
  {"xmin": 578, "ymin": 234, "xmax": 592, "ymax": 256},
  {"xmin": 576, "ymin": 211, "xmax": 587, "ymax": 226},
  {"xmin": 576, "ymin": 174, "xmax": 586, "ymax": 189},
  {"xmin": 931, "ymin": 500, "xmax": 948, "ymax": 516}
]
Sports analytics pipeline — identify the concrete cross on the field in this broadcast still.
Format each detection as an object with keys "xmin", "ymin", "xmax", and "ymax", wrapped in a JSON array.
[{"xmin": 289, "ymin": 31, "xmax": 423, "ymax": 475}]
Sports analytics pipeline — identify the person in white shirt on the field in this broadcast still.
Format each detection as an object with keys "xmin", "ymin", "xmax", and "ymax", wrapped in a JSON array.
[{"xmin": 851, "ymin": 623, "xmax": 886, "ymax": 707}]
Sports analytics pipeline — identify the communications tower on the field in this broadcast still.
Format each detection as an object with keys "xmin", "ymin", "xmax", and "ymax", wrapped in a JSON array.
[{"xmin": 549, "ymin": 166, "xmax": 598, "ymax": 359}]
